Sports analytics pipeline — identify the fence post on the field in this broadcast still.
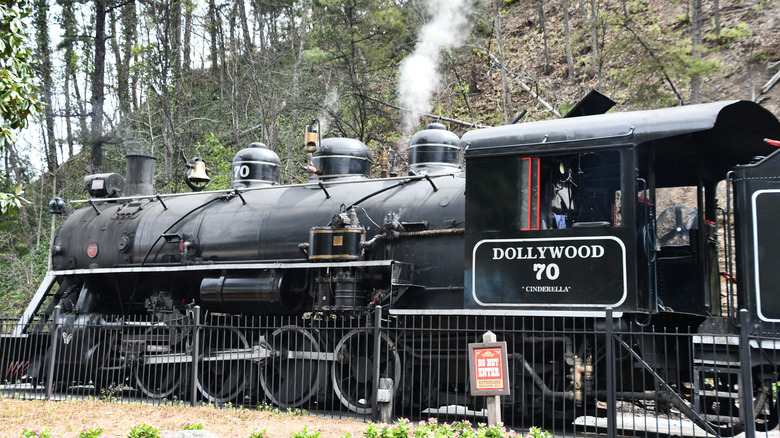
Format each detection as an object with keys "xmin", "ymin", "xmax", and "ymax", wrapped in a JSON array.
[
  {"xmin": 372, "ymin": 305, "xmax": 383, "ymax": 422},
  {"xmin": 190, "ymin": 305, "xmax": 201, "ymax": 407},
  {"xmin": 605, "ymin": 308, "xmax": 616, "ymax": 438},
  {"xmin": 377, "ymin": 377, "xmax": 394, "ymax": 424},
  {"xmin": 45, "ymin": 306, "xmax": 60, "ymax": 400},
  {"xmin": 739, "ymin": 309, "xmax": 755, "ymax": 438}
]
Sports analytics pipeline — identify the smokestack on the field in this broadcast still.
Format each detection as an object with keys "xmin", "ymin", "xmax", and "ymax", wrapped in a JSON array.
[{"xmin": 125, "ymin": 155, "xmax": 156, "ymax": 197}]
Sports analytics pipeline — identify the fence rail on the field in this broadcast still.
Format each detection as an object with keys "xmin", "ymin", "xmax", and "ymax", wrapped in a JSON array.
[{"xmin": 1, "ymin": 308, "xmax": 778, "ymax": 438}]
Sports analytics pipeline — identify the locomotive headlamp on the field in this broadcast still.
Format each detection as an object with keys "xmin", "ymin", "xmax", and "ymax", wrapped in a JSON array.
[
  {"xmin": 49, "ymin": 197, "xmax": 66, "ymax": 215},
  {"xmin": 305, "ymin": 120, "xmax": 320, "ymax": 154}
]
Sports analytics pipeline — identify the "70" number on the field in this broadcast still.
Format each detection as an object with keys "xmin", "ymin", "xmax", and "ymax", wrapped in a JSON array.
[{"xmin": 533, "ymin": 263, "xmax": 560, "ymax": 280}]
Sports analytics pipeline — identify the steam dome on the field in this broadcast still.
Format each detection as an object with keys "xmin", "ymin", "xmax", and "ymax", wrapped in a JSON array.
[
  {"xmin": 408, "ymin": 123, "xmax": 462, "ymax": 174},
  {"xmin": 311, "ymin": 138, "xmax": 372, "ymax": 180},
  {"xmin": 231, "ymin": 142, "xmax": 281, "ymax": 188}
]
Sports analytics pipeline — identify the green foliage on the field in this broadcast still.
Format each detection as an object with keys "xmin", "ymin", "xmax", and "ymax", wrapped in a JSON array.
[
  {"xmin": 19, "ymin": 428, "xmax": 52, "ymax": 438},
  {"xmin": 364, "ymin": 418, "xmax": 544, "ymax": 438},
  {"xmin": 707, "ymin": 23, "xmax": 753, "ymax": 45},
  {"xmin": 0, "ymin": 231, "xmax": 50, "ymax": 317},
  {"xmin": 597, "ymin": 2, "xmax": 722, "ymax": 107},
  {"xmin": 182, "ymin": 421, "xmax": 203, "ymax": 430},
  {"xmin": 248, "ymin": 429, "xmax": 269, "ymax": 438},
  {"xmin": 0, "ymin": 0, "xmax": 43, "ymax": 150},
  {"xmin": 192, "ymin": 132, "xmax": 233, "ymax": 191},
  {"xmin": 291, "ymin": 426, "xmax": 320, "ymax": 438},
  {"xmin": 79, "ymin": 426, "xmax": 104, "ymax": 437},
  {"xmin": 473, "ymin": 19, "xmax": 492, "ymax": 37},
  {"xmin": 0, "ymin": 182, "xmax": 30, "ymax": 216},
  {"xmin": 672, "ymin": 13, "xmax": 690, "ymax": 27},
  {"xmin": 128, "ymin": 423, "xmax": 160, "ymax": 438},
  {"xmin": 310, "ymin": 0, "xmax": 412, "ymax": 141}
]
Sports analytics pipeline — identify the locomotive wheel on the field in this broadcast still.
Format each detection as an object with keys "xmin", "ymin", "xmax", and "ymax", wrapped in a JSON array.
[
  {"xmin": 259, "ymin": 326, "xmax": 322, "ymax": 408},
  {"xmin": 134, "ymin": 326, "xmax": 184, "ymax": 399},
  {"xmin": 196, "ymin": 328, "xmax": 249, "ymax": 404},
  {"xmin": 331, "ymin": 329, "xmax": 401, "ymax": 415},
  {"xmin": 702, "ymin": 371, "xmax": 779, "ymax": 437},
  {"xmin": 135, "ymin": 362, "xmax": 182, "ymax": 399}
]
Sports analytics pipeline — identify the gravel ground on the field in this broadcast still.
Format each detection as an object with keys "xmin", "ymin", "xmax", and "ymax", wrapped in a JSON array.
[{"xmin": 0, "ymin": 398, "xmax": 371, "ymax": 438}]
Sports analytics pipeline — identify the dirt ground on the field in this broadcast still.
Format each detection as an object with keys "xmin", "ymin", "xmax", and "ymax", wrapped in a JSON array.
[{"xmin": 0, "ymin": 398, "xmax": 371, "ymax": 438}]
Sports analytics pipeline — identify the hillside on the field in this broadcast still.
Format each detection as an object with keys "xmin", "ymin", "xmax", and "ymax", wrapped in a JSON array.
[{"xmin": 454, "ymin": 0, "xmax": 780, "ymax": 126}]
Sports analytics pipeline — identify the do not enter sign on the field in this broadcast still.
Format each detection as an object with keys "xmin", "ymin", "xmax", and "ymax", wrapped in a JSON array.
[{"xmin": 468, "ymin": 340, "xmax": 510, "ymax": 396}]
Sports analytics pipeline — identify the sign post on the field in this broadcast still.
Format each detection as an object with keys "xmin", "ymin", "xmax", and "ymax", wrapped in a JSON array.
[{"xmin": 468, "ymin": 331, "xmax": 510, "ymax": 426}]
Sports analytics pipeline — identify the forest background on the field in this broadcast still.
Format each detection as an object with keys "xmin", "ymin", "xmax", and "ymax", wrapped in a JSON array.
[{"xmin": 0, "ymin": 0, "xmax": 778, "ymax": 315}]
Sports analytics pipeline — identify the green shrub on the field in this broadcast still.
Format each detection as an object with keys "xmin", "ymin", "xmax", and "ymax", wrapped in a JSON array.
[
  {"xmin": 128, "ymin": 423, "xmax": 160, "ymax": 438},
  {"xmin": 364, "ymin": 418, "xmax": 551, "ymax": 438},
  {"xmin": 292, "ymin": 426, "xmax": 321, "ymax": 438},
  {"xmin": 78, "ymin": 426, "xmax": 104, "ymax": 437},
  {"xmin": 249, "ymin": 429, "xmax": 269, "ymax": 438},
  {"xmin": 19, "ymin": 428, "xmax": 51, "ymax": 438},
  {"xmin": 183, "ymin": 421, "xmax": 204, "ymax": 430}
]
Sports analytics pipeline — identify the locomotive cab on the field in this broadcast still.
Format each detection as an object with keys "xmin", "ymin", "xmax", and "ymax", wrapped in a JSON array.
[{"xmin": 463, "ymin": 101, "xmax": 780, "ymax": 322}]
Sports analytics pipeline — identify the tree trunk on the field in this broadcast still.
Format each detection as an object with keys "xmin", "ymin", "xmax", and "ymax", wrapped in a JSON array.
[
  {"xmin": 288, "ymin": 7, "xmax": 308, "ymax": 180},
  {"xmin": 34, "ymin": 0, "xmax": 57, "ymax": 172},
  {"xmin": 110, "ymin": 9, "xmax": 126, "ymax": 118},
  {"xmin": 116, "ymin": 0, "xmax": 136, "ymax": 117},
  {"xmin": 208, "ymin": 0, "xmax": 220, "ymax": 83},
  {"xmin": 90, "ymin": 0, "xmax": 107, "ymax": 173},
  {"xmin": 538, "ymin": 0, "xmax": 550, "ymax": 73},
  {"xmin": 237, "ymin": 0, "xmax": 253, "ymax": 55},
  {"xmin": 6, "ymin": 143, "xmax": 29, "ymax": 227},
  {"xmin": 59, "ymin": 0, "xmax": 76, "ymax": 158},
  {"xmin": 183, "ymin": 0, "xmax": 192, "ymax": 73},
  {"xmin": 713, "ymin": 0, "xmax": 721, "ymax": 44},
  {"xmin": 691, "ymin": 0, "xmax": 702, "ymax": 104},
  {"xmin": 563, "ymin": 0, "xmax": 574, "ymax": 80},
  {"xmin": 494, "ymin": 0, "xmax": 510, "ymax": 123},
  {"xmin": 589, "ymin": 0, "xmax": 601, "ymax": 88}
]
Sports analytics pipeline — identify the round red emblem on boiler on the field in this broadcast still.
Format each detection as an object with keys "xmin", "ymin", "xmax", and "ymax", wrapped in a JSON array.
[{"xmin": 87, "ymin": 243, "xmax": 99, "ymax": 258}]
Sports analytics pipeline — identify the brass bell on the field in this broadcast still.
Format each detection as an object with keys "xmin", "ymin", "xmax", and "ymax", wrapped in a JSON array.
[{"xmin": 188, "ymin": 157, "xmax": 211, "ymax": 184}]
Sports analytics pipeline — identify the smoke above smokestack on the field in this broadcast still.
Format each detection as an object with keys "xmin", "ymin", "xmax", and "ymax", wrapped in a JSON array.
[
  {"xmin": 397, "ymin": 0, "xmax": 481, "ymax": 136},
  {"xmin": 318, "ymin": 88, "xmax": 340, "ymax": 136}
]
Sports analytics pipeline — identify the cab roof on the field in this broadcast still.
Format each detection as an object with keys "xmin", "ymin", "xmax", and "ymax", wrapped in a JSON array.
[{"xmin": 462, "ymin": 100, "xmax": 780, "ymax": 187}]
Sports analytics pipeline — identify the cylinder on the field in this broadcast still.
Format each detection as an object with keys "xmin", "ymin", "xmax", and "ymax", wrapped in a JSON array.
[{"xmin": 199, "ymin": 270, "xmax": 304, "ymax": 314}]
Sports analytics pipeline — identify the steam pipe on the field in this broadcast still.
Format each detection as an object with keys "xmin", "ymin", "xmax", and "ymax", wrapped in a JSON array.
[
  {"xmin": 509, "ymin": 353, "xmax": 575, "ymax": 401},
  {"xmin": 362, "ymin": 228, "xmax": 465, "ymax": 251}
]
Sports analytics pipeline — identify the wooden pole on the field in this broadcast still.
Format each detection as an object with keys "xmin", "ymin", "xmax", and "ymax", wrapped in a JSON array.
[{"xmin": 482, "ymin": 331, "xmax": 502, "ymax": 426}]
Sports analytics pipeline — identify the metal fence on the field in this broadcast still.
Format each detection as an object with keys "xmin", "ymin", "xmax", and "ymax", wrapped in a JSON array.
[{"xmin": 1, "ymin": 309, "xmax": 778, "ymax": 437}]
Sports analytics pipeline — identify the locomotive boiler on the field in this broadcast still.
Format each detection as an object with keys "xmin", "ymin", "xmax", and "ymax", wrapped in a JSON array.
[{"xmin": 5, "ymin": 99, "xmax": 780, "ymax": 433}]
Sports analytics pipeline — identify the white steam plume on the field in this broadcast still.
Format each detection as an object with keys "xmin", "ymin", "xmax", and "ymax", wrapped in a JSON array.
[
  {"xmin": 398, "ymin": 0, "xmax": 481, "ymax": 136},
  {"xmin": 317, "ymin": 87, "xmax": 340, "ymax": 136}
]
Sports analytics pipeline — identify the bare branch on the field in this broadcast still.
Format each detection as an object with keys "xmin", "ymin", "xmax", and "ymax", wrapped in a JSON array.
[{"xmin": 485, "ymin": 52, "xmax": 562, "ymax": 117}]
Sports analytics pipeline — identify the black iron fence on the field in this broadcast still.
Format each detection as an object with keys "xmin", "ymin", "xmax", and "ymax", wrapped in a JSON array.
[{"xmin": 1, "ymin": 309, "xmax": 778, "ymax": 437}]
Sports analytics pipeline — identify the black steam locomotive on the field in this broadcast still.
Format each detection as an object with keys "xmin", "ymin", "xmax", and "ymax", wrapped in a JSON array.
[{"xmin": 6, "ymin": 99, "xmax": 780, "ymax": 431}]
